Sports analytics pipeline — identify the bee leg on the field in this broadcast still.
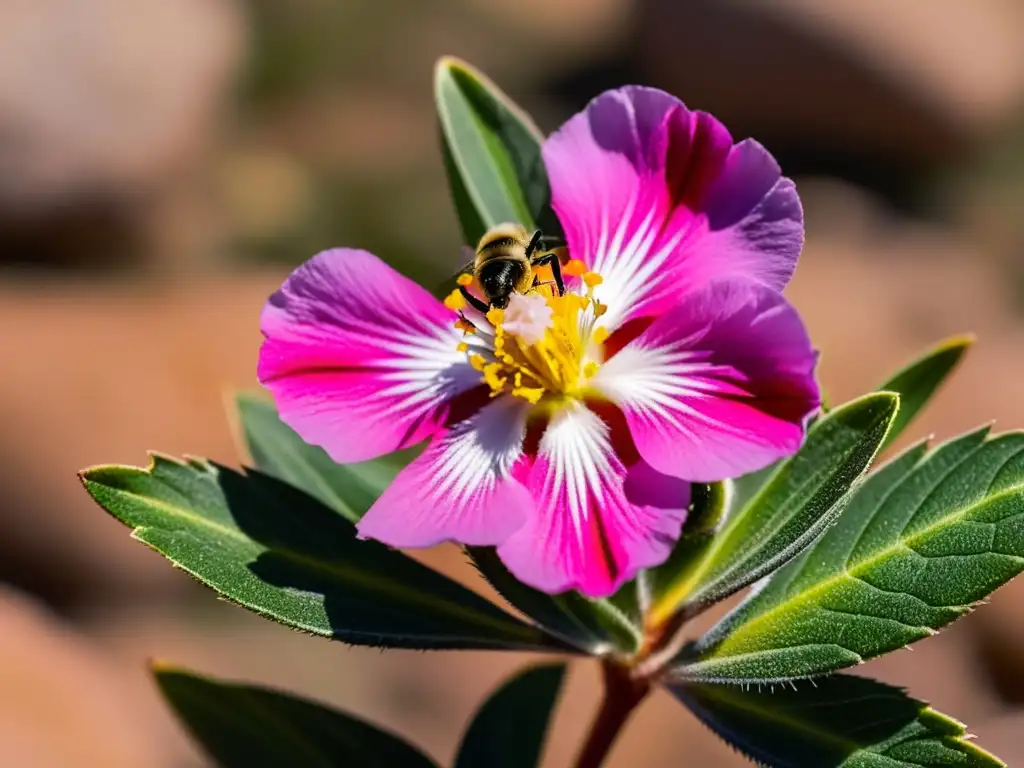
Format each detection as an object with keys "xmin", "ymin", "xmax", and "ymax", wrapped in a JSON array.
[
  {"xmin": 459, "ymin": 284, "xmax": 490, "ymax": 314},
  {"xmin": 531, "ymin": 252, "xmax": 565, "ymax": 296},
  {"xmin": 525, "ymin": 229, "xmax": 544, "ymax": 258}
]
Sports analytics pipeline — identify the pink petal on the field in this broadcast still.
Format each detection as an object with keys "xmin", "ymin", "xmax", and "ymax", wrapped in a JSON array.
[
  {"xmin": 543, "ymin": 86, "xmax": 802, "ymax": 330},
  {"xmin": 498, "ymin": 403, "xmax": 690, "ymax": 597},
  {"xmin": 593, "ymin": 279, "xmax": 820, "ymax": 482},
  {"xmin": 357, "ymin": 397, "xmax": 533, "ymax": 547},
  {"xmin": 258, "ymin": 248, "xmax": 479, "ymax": 463}
]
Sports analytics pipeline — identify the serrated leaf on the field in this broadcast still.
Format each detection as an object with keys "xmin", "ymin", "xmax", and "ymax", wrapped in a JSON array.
[
  {"xmin": 233, "ymin": 391, "xmax": 412, "ymax": 522},
  {"xmin": 469, "ymin": 547, "xmax": 640, "ymax": 654},
  {"xmin": 455, "ymin": 663, "xmax": 565, "ymax": 768},
  {"xmin": 727, "ymin": 335, "xmax": 970, "ymax": 515},
  {"xmin": 80, "ymin": 455, "xmax": 572, "ymax": 652},
  {"xmin": 878, "ymin": 334, "xmax": 973, "ymax": 450},
  {"xmin": 155, "ymin": 664, "xmax": 439, "ymax": 768},
  {"xmin": 670, "ymin": 673, "xmax": 1004, "ymax": 768},
  {"xmin": 682, "ymin": 425, "xmax": 1024, "ymax": 683},
  {"xmin": 435, "ymin": 56, "xmax": 557, "ymax": 246},
  {"xmin": 650, "ymin": 393, "xmax": 900, "ymax": 625}
]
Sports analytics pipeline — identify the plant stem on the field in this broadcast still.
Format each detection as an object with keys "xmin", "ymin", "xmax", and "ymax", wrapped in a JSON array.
[
  {"xmin": 633, "ymin": 600, "xmax": 705, "ymax": 679},
  {"xmin": 572, "ymin": 661, "xmax": 650, "ymax": 768}
]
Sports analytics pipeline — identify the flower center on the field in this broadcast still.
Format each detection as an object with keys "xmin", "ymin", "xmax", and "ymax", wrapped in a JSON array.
[{"xmin": 448, "ymin": 262, "xmax": 609, "ymax": 405}]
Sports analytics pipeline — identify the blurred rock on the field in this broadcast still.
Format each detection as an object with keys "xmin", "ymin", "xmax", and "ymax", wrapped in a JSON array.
[
  {"xmin": 770, "ymin": 0, "xmax": 1024, "ymax": 132},
  {"xmin": 969, "ymin": 578, "xmax": 1024, "ymax": 705},
  {"xmin": 0, "ymin": 0, "xmax": 243, "ymax": 210},
  {"xmin": 0, "ymin": 272, "xmax": 282, "ymax": 608},
  {"xmin": 460, "ymin": 0, "xmax": 629, "ymax": 64},
  {"xmin": 623, "ymin": 0, "xmax": 1024, "ymax": 188},
  {"xmin": 972, "ymin": 710, "xmax": 1024, "ymax": 766},
  {"xmin": 0, "ymin": 586, "xmax": 194, "ymax": 767},
  {"xmin": 0, "ymin": 0, "xmax": 243, "ymax": 269}
]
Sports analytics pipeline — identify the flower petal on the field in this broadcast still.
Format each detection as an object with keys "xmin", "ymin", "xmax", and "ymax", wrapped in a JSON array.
[
  {"xmin": 592, "ymin": 279, "xmax": 820, "ymax": 482},
  {"xmin": 259, "ymin": 248, "xmax": 479, "ymax": 463},
  {"xmin": 543, "ymin": 86, "xmax": 802, "ymax": 329},
  {"xmin": 498, "ymin": 403, "xmax": 689, "ymax": 597},
  {"xmin": 357, "ymin": 397, "xmax": 532, "ymax": 547}
]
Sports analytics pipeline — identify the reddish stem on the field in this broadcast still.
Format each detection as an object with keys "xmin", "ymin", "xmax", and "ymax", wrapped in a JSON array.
[{"xmin": 572, "ymin": 661, "xmax": 651, "ymax": 768}]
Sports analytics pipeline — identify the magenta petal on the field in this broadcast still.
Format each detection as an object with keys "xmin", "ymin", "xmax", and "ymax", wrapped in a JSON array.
[
  {"xmin": 258, "ymin": 248, "xmax": 478, "ymax": 464},
  {"xmin": 543, "ymin": 86, "xmax": 802, "ymax": 329},
  {"xmin": 497, "ymin": 403, "xmax": 689, "ymax": 598},
  {"xmin": 623, "ymin": 460, "xmax": 692, "ymax": 511},
  {"xmin": 357, "ymin": 397, "xmax": 532, "ymax": 547},
  {"xmin": 593, "ymin": 279, "xmax": 820, "ymax": 483}
]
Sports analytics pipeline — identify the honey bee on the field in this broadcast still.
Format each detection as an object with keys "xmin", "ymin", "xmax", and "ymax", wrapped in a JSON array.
[{"xmin": 456, "ymin": 223, "xmax": 567, "ymax": 313}]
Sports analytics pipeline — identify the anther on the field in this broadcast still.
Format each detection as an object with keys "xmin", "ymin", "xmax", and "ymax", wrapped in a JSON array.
[
  {"xmin": 444, "ymin": 289, "xmax": 466, "ymax": 311},
  {"xmin": 564, "ymin": 259, "xmax": 587, "ymax": 277}
]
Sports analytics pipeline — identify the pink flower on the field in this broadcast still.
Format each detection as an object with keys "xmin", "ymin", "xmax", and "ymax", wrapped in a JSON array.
[{"xmin": 258, "ymin": 87, "xmax": 820, "ymax": 598}]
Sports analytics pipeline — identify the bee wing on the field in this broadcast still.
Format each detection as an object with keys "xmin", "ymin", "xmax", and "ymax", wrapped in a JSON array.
[
  {"xmin": 456, "ymin": 244, "xmax": 476, "ymax": 273},
  {"xmin": 431, "ymin": 246, "xmax": 477, "ymax": 297}
]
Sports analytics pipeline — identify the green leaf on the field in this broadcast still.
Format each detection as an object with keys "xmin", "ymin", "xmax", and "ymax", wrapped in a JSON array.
[
  {"xmin": 878, "ymin": 334, "xmax": 973, "ymax": 450},
  {"xmin": 435, "ymin": 56, "xmax": 556, "ymax": 246},
  {"xmin": 671, "ymin": 673, "xmax": 1004, "ymax": 767},
  {"xmin": 726, "ymin": 465, "xmax": 779, "ymax": 521},
  {"xmin": 682, "ymin": 425, "xmax": 1024, "ymax": 683},
  {"xmin": 233, "ymin": 391, "xmax": 412, "ymax": 522},
  {"xmin": 726, "ymin": 334, "xmax": 970, "ymax": 515},
  {"xmin": 650, "ymin": 393, "xmax": 900, "ymax": 626},
  {"xmin": 80, "ymin": 454, "xmax": 572, "ymax": 652},
  {"xmin": 442, "ymin": 137, "xmax": 489, "ymax": 251},
  {"xmin": 455, "ymin": 663, "xmax": 566, "ymax": 768},
  {"xmin": 155, "ymin": 664, "xmax": 439, "ymax": 768},
  {"xmin": 469, "ymin": 547, "xmax": 640, "ymax": 654}
]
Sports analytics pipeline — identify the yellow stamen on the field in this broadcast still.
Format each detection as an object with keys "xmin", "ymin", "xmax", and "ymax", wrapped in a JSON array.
[
  {"xmin": 454, "ymin": 271, "xmax": 609, "ymax": 404},
  {"xmin": 483, "ymin": 363, "xmax": 507, "ymax": 395},
  {"xmin": 582, "ymin": 272, "xmax": 603, "ymax": 288},
  {"xmin": 457, "ymin": 342, "xmax": 469, "ymax": 352},
  {"xmin": 457, "ymin": 274, "xmax": 473, "ymax": 286},
  {"xmin": 444, "ymin": 289, "xmax": 466, "ymax": 311},
  {"xmin": 563, "ymin": 293, "xmax": 590, "ymax": 312},
  {"xmin": 512, "ymin": 386, "xmax": 545, "ymax": 404}
]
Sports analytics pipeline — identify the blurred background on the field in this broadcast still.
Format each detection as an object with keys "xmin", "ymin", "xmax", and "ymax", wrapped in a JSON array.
[{"xmin": 2, "ymin": 0, "xmax": 1024, "ymax": 765}]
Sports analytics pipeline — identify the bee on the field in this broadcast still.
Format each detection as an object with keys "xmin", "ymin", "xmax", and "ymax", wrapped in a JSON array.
[{"xmin": 456, "ymin": 223, "xmax": 567, "ymax": 313}]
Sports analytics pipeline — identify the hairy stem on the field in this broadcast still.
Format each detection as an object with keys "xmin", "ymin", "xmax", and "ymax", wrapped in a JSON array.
[
  {"xmin": 572, "ymin": 661, "xmax": 651, "ymax": 768},
  {"xmin": 633, "ymin": 599, "xmax": 707, "ymax": 679}
]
